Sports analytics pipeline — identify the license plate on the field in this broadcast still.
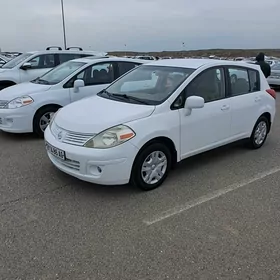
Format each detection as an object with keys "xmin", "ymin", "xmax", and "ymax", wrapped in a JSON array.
[{"xmin": 45, "ymin": 142, "xmax": 65, "ymax": 160}]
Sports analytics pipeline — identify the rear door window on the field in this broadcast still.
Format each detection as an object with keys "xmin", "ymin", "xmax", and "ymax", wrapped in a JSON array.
[
  {"xmin": 58, "ymin": 54, "xmax": 83, "ymax": 64},
  {"xmin": 248, "ymin": 69, "xmax": 260, "ymax": 92},
  {"xmin": 117, "ymin": 62, "xmax": 140, "ymax": 76}
]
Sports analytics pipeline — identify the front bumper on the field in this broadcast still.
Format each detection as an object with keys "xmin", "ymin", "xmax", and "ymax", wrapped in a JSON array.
[
  {"xmin": 44, "ymin": 126, "xmax": 139, "ymax": 185},
  {"xmin": 0, "ymin": 107, "xmax": 34, "ymax": 133}
]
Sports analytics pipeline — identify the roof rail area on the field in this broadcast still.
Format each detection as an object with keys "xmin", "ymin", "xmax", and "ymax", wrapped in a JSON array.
[
  {"xmin": 66, "ymin": 47, "xmax": 83, "ymax": 51},
  {"xmin": 46, "ymin": 46, "xmax": 62, "ymax": 50}
]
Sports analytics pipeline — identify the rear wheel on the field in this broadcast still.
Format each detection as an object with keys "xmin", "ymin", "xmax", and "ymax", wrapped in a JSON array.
[
  {"xmin": 33, "ymin": 106, "xmax": 59, "ymax": 138},
  {"xmin": 248, "ymin": 116, "xmax": 269, "ymax": 149},
  {"xmin": 130, "ymin": 143, "xmax": 172, "ymax": 191}
]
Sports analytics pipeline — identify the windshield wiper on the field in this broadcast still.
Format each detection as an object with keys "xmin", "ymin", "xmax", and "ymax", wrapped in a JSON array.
[
  {"xmin": 37, "ymin": 78, "xmax": 50, "ymax": 85},
  {"xmin": 32, "ymin": 78, "xmax": 49, "ymax": 85},
  {"xmin": 99, "ymin": 89, "xmax": 113, "ymax": 97},
  {"xmin": 112, "ymin": 94, "xmax": 149, "ymax": 105}
]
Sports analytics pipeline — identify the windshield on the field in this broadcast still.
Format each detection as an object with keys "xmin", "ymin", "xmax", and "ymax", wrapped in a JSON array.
[
  {"xmin": 32, "ymin": 61, "xmax": 86, "ymax": 85},
  {"xmin": 102, "ymin": 65, "xmax": 195, "ymax": 105},
  {"xmin": 272, "ymin": 63, "xmax": 280, "ymax": 71},
  {"xmin": 2, "ymin": 53, "xmax": 33, "ymax": 69}
]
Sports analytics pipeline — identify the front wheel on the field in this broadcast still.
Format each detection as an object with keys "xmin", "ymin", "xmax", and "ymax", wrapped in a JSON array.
[
  {"xmin": 130, "ymin": 143, "xmax": 172, "ymax": 191},
  {"xmin": 33, "ymin": 106, "xmax": 59, "ymax": 138},
  {"xmin": 248, "ymin": 116, "xmax": 269, "ymax": 149}
]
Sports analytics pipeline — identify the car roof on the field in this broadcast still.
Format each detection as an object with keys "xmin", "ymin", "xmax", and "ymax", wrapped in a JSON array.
[
  {"xmin": 71, "ymin": 56, "xmax": 147, "ymax": 64},
  {"xmin": 145, "ymin": 58, "xmax": 261, "ymax": 70},
  {"xmin": 25, "ymin": 50, "xmax": 107, "ymax": 56}
]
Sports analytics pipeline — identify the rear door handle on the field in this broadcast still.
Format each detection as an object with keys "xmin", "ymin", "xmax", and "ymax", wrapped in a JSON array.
[
  {"xmin": 221, "ymin": 105, "xmax": 230, "ymax": 111},
  {"xmin": 255, "ymin": 97, "xmax": 261, "ymax": 102}
]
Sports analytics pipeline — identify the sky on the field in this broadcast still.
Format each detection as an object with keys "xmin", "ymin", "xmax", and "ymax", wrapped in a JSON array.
[{"xmin": 1, "ymin": 0, "xmax": 280, "ymax": 52}]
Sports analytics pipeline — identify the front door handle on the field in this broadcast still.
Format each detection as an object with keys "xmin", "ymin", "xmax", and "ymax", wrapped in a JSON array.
[{"xmin": 221, "ymin": 105, "xmax": 230, "ymax": 111}]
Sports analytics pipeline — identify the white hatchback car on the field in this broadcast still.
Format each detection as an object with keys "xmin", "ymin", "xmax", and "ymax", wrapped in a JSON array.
[
  {"xmin": 0, "ymin": 57, "xmax": 145, "ymax": 137},
  {"xmin": 0, "ymin": 46, "xmax": 106, "ymax": 90},
  {"xmin": 44, "ymin": 59, "xmax": 276, "ymax": 191}
]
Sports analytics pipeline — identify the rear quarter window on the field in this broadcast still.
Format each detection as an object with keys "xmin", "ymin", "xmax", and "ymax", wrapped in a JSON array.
[
  {"xmin": 248, "ymin": 69, "xmax": 260, "ymax": 92},
  {"xmin": 228, "ymin": 67, "xmax": 260, "ymax": 96}
]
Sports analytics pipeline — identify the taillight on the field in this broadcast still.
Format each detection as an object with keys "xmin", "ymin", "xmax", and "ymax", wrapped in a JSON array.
[{"xmin": 266, "ymin": 89, "xmax": 276, "ymax": 99}]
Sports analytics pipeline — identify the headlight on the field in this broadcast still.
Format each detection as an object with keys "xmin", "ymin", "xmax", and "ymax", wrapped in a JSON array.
[
  {"xmin": 5, "ymin": 96, "xmax": 34, "ymax": 109},
  {"xmin": 84, "ymin": 125, "xmax": 135, "ymax": 149}
]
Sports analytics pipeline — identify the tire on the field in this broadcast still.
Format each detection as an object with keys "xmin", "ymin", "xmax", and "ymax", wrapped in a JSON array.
[
  {"xmin": 130, "ymin": 142, "xmax": 172, "ymax": 191},
  {"xmin": 248, "ymin": 116, "xmax": 269, "ymax": 149},
  {"xmin": 33, "ymin": 106, "xmax": 59, "ymax": 138}
]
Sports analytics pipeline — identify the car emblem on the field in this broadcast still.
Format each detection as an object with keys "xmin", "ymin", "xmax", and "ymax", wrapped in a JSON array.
[{"xmin": 57, "ymin": 131, "xmax": 63, "ymax": 140}]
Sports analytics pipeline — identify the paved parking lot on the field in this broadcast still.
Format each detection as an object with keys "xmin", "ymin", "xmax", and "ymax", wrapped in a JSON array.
[{"xmin": 1, "ymin": 94, "xmax": 280, "ymax": 280}]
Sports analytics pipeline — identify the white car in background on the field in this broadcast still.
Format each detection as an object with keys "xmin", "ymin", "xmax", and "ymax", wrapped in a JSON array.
[
  {"xmin": 267, "ymin": 63, "xmax": 280, "ymax": 88},
  {"xmin": 0, "ymin": 46, "xmax": 106, "ymax": 90},
  {"xmin": 134, "ymin": 55, "xmax": 157, "ymax": 61},
  {"xmin": 44, "ymin": 59, "xmax": 276, "ymax": 191},
  {"xmin": 0, "ymin": 57, "xmax": 145, "ymax": 137},
  {"xmin": 0, "ymin": 55, "xmax": 10, "ymax": 67},
  {"xmin": 266, "ymin": 60, "xmax": 279, "ymax": 67}
]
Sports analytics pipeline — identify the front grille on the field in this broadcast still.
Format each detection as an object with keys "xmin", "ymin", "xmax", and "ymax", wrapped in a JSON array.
[
  {"xmin": 63, "ymin": 131, "xmax": 93, "ymax": 146},
  {"xmin": 0, "ymin": 100, "xmax": 8, "ymax": 109},
  {"xmin": 51, "ymin": 122, "xmax": 95, "ymax": 146}
]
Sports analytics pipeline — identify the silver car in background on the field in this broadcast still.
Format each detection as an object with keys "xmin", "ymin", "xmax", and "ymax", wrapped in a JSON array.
[
  {"xmin": 0, "ymin": 55, "xmax": 10, "ymax": 67},
  {"xmin": 267, "ymin": 63, "xmax": 280, "ymax": 88}
]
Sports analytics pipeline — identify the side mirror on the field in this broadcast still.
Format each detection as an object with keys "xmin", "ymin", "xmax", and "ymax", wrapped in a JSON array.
[
  {"xmin": 184, "ymin": 96, "xmax": 204, "ymax": 116},
  {"xmin": 73, "ymin": 79, "xmax": 85, "ymax": 92},
  {"xmin": 20, "ymin": 62, "xmax": 32, "ymax": 70}
]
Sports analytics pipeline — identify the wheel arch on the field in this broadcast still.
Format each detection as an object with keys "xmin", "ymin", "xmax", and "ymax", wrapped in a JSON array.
[
  {"xmin": 133, "ymin": 136, "xmax": 178, "ymax": 169},
  {"xmin": 33, "ymin": 103, "xmax": 62, "ymax": 129},
  {"xmin": 0, "ymin": 80, "xmax": 17, "ymax": 90},
  {"xmin": 259, "ymin": 112, "xmax": 271, "ymax": 133}
]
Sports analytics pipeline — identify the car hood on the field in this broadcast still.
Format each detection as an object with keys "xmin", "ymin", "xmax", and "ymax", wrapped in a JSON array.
[
  {"xmin": 0, "ymin": 82, "xmax": 51, "ymax": 100},
  {"xmin": 55, "ymin": 95, "xmax": 155, "ymax": 133}
]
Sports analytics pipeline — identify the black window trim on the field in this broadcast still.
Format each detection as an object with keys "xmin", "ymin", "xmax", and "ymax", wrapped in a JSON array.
[
  {"xmin": 57, "ymin": 53, "xmax": 87, "ymax": 65},
  {"xmin": 54, "ymin": 54, "xmax": 60, "ymax": 66},
  {"xmin": 171, "ymin": 66, "xmax": 228, "ymax": 110},
  {"xmin": 63, "ymin": 61, "xmax": 117, "ymax": 89},
  {"xmin": 225, "ymin": 65, "xmax": 260, "ymax": 97},
  {"xmin": 115, "ymin": 61, "xmax": 141, "ymax": 78}
]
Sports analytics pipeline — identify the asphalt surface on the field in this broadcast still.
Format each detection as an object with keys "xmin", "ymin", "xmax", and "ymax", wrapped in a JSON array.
[{"xmin": 1, "ymin": 94, "xmax": 280, "ymax": 280}]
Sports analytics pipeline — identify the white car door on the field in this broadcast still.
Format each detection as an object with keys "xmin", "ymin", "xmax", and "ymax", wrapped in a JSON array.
[
  {"xmin": 69, "ymin": 62, "xmax": 115, "ymax": 103},
  {"xmin": 179, "ymin": 67, "xmax": 232, "ymax": 158},
  {"xmin": 227, "ymin": 67, "xmax": 261, "ymax": 138},
  {"xmin": 19, "ymin": 54, "xmax": 56, "ymax": 83}
]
